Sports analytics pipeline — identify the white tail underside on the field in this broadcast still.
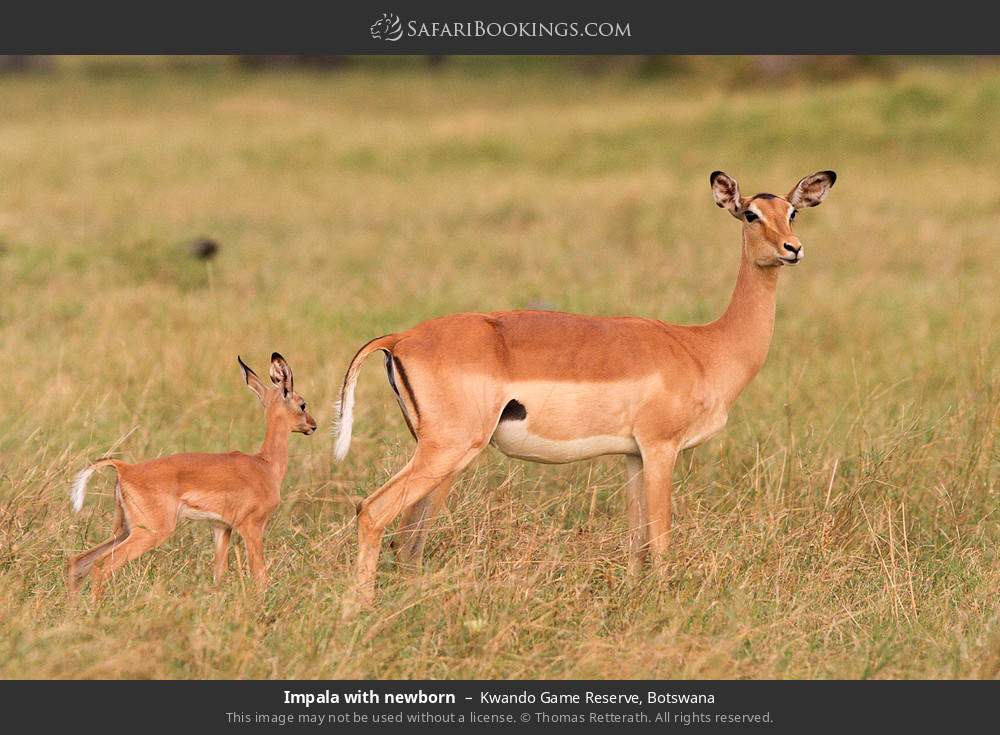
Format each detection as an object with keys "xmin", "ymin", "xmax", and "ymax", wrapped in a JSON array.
[
  {"xmin": 333, "ymin": 389, "xmax": 356, "ymax": 462},
  {"xmin": 70, "ymin": 466, "xmax": 95, "ymax": 513}
]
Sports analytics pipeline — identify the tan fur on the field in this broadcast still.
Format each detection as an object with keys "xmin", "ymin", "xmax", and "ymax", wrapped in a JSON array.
[
  {"xmin": 67, "ymin": 354, "xmax": 316, "ymax": 598},
  {"xmin": 336, "ymin": 171, "xmax": 835, "ymax": 609}
]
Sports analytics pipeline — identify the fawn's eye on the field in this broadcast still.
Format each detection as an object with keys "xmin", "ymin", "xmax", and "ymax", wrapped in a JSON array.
[{"xmin": 744, "ymin": 211, "xmax": 759, "ymax": 223}]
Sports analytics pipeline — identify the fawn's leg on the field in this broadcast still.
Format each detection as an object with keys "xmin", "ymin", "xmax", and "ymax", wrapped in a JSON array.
[
  {"xmin": 212, "ymin": 525, "xmax": 232, "ymax": 584},
  {"xmin": 68, "ymin": 493, "xmax": 130, "ymax": 594},
  {"xmin": 237, "ymin": 520, "xmax": 268, "ymax": 590},
  {"xmin": 90, "ymin": 528, "xmax": 167, "ymax": 600},
  {"xmin": 624, "ymin": 454, "xmax": 648, "ymax": 576},
  {"xmin": 68, "ymin": 528, "xmax": 129, "ymax": 594},
  {"xmin": 89, "ymin": 484, "xmax": 175, "ymax": 599}
]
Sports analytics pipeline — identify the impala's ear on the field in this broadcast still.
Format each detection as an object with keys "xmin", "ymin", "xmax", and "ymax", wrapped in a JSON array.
[
  {"xmin": 788, "ymin": 170, "xmax": 837, "ymax": 209},
  {"xmin": 269, "ymin": 352, "xmax": 293, "ymax": 396},
  {"xmin": 238, "ymin": 356, "xmax": 268, "ymax": 403},
  {"xmin": 710, "ymin": 170, "xmax": 742, "ymax": 218}
]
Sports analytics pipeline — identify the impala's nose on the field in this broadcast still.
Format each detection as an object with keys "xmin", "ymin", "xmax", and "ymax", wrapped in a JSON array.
[{"xmin": 783, "ymin": 242, "xmax": 801, "ymax": 256}]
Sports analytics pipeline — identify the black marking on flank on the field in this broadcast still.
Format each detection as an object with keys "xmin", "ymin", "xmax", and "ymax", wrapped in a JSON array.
[
  {"xmin": 392, "ymin": 355, "xmax": 420, "ymax": 420},
  {"xmin": 499, "ymin": 399, "xmax": 527, "ymax": 422}
]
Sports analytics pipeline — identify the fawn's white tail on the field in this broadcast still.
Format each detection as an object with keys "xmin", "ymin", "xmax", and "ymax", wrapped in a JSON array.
[
  {"xmin": 334, "ymin": 334, "xmax": 398, "ymax": 461},
  {"xmin": 70, "ymin": 459, "xmax": 116, "ymax": 512},
  {"xmin": 70, "ymin": 467, "xmax": 94, "ymax": 512}
]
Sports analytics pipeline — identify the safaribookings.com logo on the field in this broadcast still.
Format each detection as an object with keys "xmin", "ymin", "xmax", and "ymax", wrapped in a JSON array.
[
  {"xmin": 369, "ymin": 13, "xmax": 631, "ymax": 42},
  {"xmin": 370, "ymin": 13, "xmax": 404, "ymax": 41}
]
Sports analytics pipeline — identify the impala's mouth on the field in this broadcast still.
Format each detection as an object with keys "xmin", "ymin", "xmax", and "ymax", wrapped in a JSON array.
[{"xmin": 778, "ymin": 255, "xmax": 803, "ymax": 265}]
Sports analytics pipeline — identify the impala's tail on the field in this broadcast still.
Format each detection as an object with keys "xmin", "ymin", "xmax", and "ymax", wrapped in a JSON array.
[
  {"xmin": 334, "ymin": 334, "xmax": 399, "ymax": 461},
  {"xmin": 70, "ymin": 458, "xmax": 118, "ymax": 512}
]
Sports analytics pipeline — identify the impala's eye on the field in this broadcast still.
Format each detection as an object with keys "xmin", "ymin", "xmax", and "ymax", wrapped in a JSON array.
[
  {"xmin": 300, "ymin": 402, "xmax": 306, "ymax": 412},
  {"xmin": 789, "ymin": 209, "xmax": 797, "ymax": 221},
  {"xmin": 744, "ymin": 211, "xmax": 759, "ymax": 223}
]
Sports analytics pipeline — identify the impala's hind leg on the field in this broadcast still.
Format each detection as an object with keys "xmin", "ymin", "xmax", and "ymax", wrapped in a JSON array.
[
  {"xmin": 624, "ymin": 454, "xmax": 648, "ymax": 576},
  {"xmin": 351, "ymin": 441, "xmax": 482, "ymax": 612},
  {"xmin": 393, "ymin": 473, "xmax": 456, "ymax": 571}
]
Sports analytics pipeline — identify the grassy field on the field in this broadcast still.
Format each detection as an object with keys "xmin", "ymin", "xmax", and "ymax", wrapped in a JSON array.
[{"xmin": 0, "ymin": 58, "xmax": 998, "ymax": 679}]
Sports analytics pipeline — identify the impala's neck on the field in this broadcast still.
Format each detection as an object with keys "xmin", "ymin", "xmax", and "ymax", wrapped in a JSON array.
[
  {"xmin": 259, "ymin": 409, "xmax": 290, "ymax": 482},
  {"xmin": 707, "ymin": 235, "xmax": 780, "ymax": 404}
]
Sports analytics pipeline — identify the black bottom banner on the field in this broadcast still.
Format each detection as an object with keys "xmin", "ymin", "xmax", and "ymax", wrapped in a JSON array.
[{"xmin": 1, "ymin": 680, "xmax": 994, "ymax": 732}]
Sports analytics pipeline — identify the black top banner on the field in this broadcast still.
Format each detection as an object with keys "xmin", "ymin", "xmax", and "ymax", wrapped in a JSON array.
[{"xmin": 0, "ymin": 1, "xmax": 998, "ymax": 54}]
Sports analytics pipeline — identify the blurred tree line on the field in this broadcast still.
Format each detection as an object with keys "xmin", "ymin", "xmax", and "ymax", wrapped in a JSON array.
[
  {"xmin": 241, "ymin": 55, "xmax": 892, "ymax": 82},
  {"xmin": 0, "ymin": 55, "xmax": 949, "ymax": 85}
]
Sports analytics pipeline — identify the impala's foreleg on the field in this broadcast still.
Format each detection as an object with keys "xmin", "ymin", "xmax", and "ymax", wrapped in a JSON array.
[
  {"xmin": 624, "ymin": 454, "xmax": 648, "ymax": 575},
  {"xmin": 638, "ymin": 440, "xmax": 679, "ymax": 562}
]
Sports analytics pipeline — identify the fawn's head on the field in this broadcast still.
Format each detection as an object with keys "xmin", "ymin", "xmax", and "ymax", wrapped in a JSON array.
[
  {"xmin": 238, "ymin": 353, "xmax": 317, "ymax": 435},
  {"xmin": 710, "ymin": 170, "xmax": 836, "ymax": 268}
]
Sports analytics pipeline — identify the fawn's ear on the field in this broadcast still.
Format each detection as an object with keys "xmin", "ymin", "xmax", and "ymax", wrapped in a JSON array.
[
  {"xmin": 269, "ymin": 352, "xmax": 293, "ymax": 396},
  {"xmin": 710, "ymin": 171, "xmax": 742, "ymax": 218},
  {"xmin": 788, "ymin": 170, "xmax": 837, "ymax": 209},
  {"xmin": 238, "ymin": 356, "xmax": 268, "ymax": 403}
]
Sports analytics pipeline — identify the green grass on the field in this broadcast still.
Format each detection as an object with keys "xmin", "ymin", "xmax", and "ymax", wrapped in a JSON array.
[{"xmin": 0, "ymin": 59, "xmax": 998, "ymax": 679}]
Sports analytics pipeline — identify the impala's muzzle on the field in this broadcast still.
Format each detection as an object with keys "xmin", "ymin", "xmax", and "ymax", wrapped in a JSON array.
[{"xmin": 778, "ymin": 242, "xmax": 804, "ymax": 265}]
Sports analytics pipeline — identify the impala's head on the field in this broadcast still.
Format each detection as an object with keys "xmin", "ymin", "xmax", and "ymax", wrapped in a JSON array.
[
  {"xmin": 238, "ymin": 353, "xmax": 317, "ymax": 435},
  {"xmin": 710, "ymin": 170, "xmax": 836, "ymax": 268}
]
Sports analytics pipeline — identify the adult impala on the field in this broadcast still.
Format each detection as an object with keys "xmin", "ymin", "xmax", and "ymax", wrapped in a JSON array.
[
  {"xmin": 68, "ymin": 353, "xmax": 316, "ymax": 597},
  {"xmin": 335, "ymin": 170, "xmax": 836, "ymax": 605}
]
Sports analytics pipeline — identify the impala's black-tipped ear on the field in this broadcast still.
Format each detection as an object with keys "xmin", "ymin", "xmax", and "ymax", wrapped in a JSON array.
[
  {"xmin": 269, "ymin": 352, "xmax": 293, "ymax": 396},
  {"xmin": 710, "ymin": 170, "xmax": 742, "ymax": 219},
  {"xmin": 788, "ymin": 170, "xmax": 837, "ymax": 209},
  {"xmin": 238, "ymin": 355, "xmax": 268, "ymax": 403}
]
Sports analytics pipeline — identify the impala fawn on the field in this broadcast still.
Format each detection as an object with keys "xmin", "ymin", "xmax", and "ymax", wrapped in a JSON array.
[
  {"xmin": 68, "ymin": 353, "xmax": 316, "ymax": 597},
  {"xmin": 335, "ymin": 171, "xmax": 836, "ymax": 605}
]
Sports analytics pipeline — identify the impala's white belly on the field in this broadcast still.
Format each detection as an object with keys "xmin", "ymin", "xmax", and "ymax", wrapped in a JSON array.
[
  {"xmin": 491, "ymin": 420, "xmax": 638, "ymax": 464},
  {"xmin": 489, "ymin": 380, "xmax": 642, "ymax": 464}
]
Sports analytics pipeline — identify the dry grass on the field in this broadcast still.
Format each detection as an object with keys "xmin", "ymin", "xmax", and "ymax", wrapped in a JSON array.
[{"xmin": 0, "ymin": 59, "xmax": 998, "ymax": 679}]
